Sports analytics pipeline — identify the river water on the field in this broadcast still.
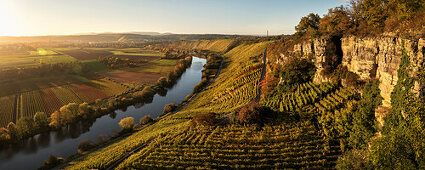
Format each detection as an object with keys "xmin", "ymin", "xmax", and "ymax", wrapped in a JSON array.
[{"xmin": 0, "ymin": 57, "xmax": 207, "ymax": 170}]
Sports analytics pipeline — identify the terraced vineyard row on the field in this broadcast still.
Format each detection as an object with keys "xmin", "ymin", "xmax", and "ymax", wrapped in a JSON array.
[
  {"xmin": 212, "ymin": 68, "xmax": 261, "ymax": 103},
  {"xmin": 263, "ymin": 82, "xmax": 338, "ymax": 112},
  {"xmin": 314, "ymin": 87, "xmax": 359, "ymax": 114},
  {"xmin": 117, "ymin": 119, "xmax": 341, "ymax": 169}
]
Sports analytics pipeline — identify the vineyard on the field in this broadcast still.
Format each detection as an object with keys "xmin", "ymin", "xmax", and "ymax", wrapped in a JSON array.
[
  {"xmin": 0, "ymin": 78, "xmax": 129, "ymax": 128},
  {"xmin": 20, "ymin": 91, "xmax": 46, "ymax": 118},
  {"xmin": 117, "ymin": 118, "xmax": 341, "ymax": 169},
  {"xmin": 263, "ymin": 82, "xmax": 359, "ymax": 114},
  {"xmin": 65, "ymin": 41, "xmax": 271, "ymax": 169},
  {"xmin": 183, "ymin": 41, "xmax": 271, "ymax": 114},
  {"xmin": 0, "ymin": 96, "xmax": 15, "ymax": 127}
]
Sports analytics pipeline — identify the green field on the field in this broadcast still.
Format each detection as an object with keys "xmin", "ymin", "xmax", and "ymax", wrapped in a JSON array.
[{"xmin": 0, "ymin": 54, "xmax": 77, "ymax": 69}]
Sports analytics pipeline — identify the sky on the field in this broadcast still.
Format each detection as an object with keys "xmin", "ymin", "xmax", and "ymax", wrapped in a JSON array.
[{"xmin": 0, "ymin": 0, "xmax": 348, "ymax": 36}]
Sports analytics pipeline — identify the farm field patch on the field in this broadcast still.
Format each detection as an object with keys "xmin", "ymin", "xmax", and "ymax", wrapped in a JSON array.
[
  {"xmin": 55, "ymin": 48, "xmax": 113, "ymax": 60},
  {"xmin": 0, "ymin": 54, "xmax": 77, "ymax": 70},
  {"xmin": 101, "ymin": 59, "xmax": 177, "ymax": 84}
]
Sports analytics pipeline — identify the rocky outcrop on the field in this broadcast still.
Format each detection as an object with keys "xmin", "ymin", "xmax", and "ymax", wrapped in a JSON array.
[
  {"xmin": 289, "ymin": 36, "xmax": 425, "ymax": 107},
  {"xmin": 341, "ymin": 36, "xmax": 424, "ymax": 106}
]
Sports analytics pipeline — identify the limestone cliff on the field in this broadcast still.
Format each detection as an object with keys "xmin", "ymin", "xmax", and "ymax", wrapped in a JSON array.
[
  {"xmin": 341, "ymin": 36, "xmax": 424, "ymax": 107},
  {"xmin": 291, "ymin": 36, "xmax": 424, "ymax": 106},
  {"xmin": 274, "ymin": 35, "xmax": 424, "ymax": 124}
]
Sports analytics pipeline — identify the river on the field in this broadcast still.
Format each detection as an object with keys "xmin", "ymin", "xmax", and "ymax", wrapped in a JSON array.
[{"xmin": 0, "ymin": 56, "xmax": 207, "ymax": 170}]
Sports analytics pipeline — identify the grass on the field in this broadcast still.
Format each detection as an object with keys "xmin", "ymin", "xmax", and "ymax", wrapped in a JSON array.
[
  {"xmin": 29, "ymin": 48, "xmax": 58, "ymax": 56},
  {"xmin": 81, "ymin": 60, "xmax": 109, "ymax": 72}
]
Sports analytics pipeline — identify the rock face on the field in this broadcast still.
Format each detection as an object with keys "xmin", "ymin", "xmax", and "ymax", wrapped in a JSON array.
[
  {"xmin": 290, "ymin": 36, "xmax": 425, "ymax": 107},
  {"xmin": 341, "ymin": 36, "xmax": 424, "ymax": 106},
  {"xmin": 272, "ymin": 35, "xmax": 424, "ymax": 126}
]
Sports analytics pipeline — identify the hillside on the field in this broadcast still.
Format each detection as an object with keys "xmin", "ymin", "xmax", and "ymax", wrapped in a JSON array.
[
  {"xmin": 0, "ymin": 33, "xmax": 247, "ymax": 43},
  {"xmin": 64, "ymin": 30, "xmax": 425, "ymax": 169}
]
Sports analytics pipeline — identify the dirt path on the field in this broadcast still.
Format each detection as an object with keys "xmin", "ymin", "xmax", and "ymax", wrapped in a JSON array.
[
  {"xmin": 105, "ymin": 139, "xmax": 153, "ymax": 170},
  {"xmin": 256, "ymin": 48, "xmax": 267, "ymax": 102}
]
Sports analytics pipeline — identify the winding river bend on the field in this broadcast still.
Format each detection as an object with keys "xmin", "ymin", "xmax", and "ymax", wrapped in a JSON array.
[{"xmin": 0, "ymin": 57, "xmax": 207, "ymax": 170}]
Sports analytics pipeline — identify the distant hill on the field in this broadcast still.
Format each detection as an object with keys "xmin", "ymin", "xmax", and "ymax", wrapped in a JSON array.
[{"xmin": 0, "ymin": 33, "xmax": 248, "ymax": 43}]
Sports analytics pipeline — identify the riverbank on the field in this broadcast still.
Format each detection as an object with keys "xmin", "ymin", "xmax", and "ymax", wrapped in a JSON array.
[{"xmin": 0, "ymin": 56, "xmax": 206, "ymax": 170}]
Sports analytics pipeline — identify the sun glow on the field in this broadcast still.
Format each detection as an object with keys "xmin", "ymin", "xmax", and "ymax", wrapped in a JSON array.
[{"xmin": 0, "ymin": 1, "xmax": 20, "ymax": 36}]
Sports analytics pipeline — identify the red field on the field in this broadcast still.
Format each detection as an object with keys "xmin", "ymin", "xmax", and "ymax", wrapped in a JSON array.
[
  {"xmin": 40, "ymin": 88, "xmax": 62, "ymax": 115},
  {"xmin": 70, "ymin": 84, "xmax": 108, "ymax": 103},
  {"xmin": 114, "ymin": 55, "xmax": 160, "ymax": 63},
  {"xmin": 103, "ymin": 72, "xmax": 165, "ymax": 84}
]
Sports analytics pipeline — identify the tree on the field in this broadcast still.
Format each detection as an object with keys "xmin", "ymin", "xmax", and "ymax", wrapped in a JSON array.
[
  {"xmin": 118, "ymin": 117, "xmax": 135, "ymax": 131},
  {"xmin": 60, "ymin": 103, "xmax": 79, "ymax": 124},
  {"xmin": 7, "ymin": 122, "xmax": 17, "ymax": 140},
  {"xmin": 34, "ymin": 112, "xmax": 49, "ymax": 130},
  {"xmin": 0, "ymin": 128, "xmax": 11, "ymax": 144},
  {"xmin": 368, "ymin": 42, "xmax": 425, "ymax": 168},
  {"xmin": 295, "ymin": 13, "xmax": 321, "ymax": 37},
  {"xmin": 279, "ymin": 57, "xmax": 316, "ymax": 89},
  {"xmin": 49, "ymin": 111, "xmax": 61, "ymax": 128},
  {"xmin": 15, "ymin": 117, "xmax": 35, "ymax": 139},
  {"xmin": 360, "ymin": 0, "xmax": 388, "ymax": 29},
  {"xmin": 349, "ymin": 80, "xmax": 382, "ymax": 149},
  {"xmin": 157, "ymin": 77, "xmax": 168, "ymax": 87},
  {"xmin": 78, "ymin": 102, "xmax": 90, "ymax": 118},
  {"xmin": 318, "ymin": 6, "xmax": 353, "ymax": 37}
]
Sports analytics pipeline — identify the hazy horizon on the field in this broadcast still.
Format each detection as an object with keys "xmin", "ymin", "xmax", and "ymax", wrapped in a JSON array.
[{"xmin": 0, "ymin": 0, "xmax": 347, "ymax": 37}]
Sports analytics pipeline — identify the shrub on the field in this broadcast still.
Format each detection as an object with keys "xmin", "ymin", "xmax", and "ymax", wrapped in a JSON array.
[
  {"xmin": 118, "ymin": 117, "xmax": 135, "ymax": 131},
  {"xmin": 191, "ymin": 113, "xmax": 218, "ymax": 127},
  {"xmin": 78, "ymin": 139, "xmax": 96, "ymax": 153},
  {"xmin": 33, "ymin": 112, "xmax": 49, "ymax": 130},
  {"xmin": 237, "ymin": 103, "xmax": 268, "ymax": 124},
  {"xmin": 139, "ymin": 115, "xmax": 154, "ymax": 125},
  {"xmin": 193, "ymin": 80, "xmax": 208, "ymax": 93},
  {"xmin": 157, "ymin": 77, "xmax": 168, "ymax": 87},
  {"xmin": 336, "ymin": 149, "xmax": 371, "ymax": 169},
  {"xmin": 41, "ymin": 155, "xmax": 64, "ymax": 170},
  {"xmin": 162, "ymin": 102, "xmax": 177, "ymax": 115}
]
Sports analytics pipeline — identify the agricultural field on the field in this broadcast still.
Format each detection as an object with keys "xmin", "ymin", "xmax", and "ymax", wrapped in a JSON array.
[
  {"xmin": 0, "ymin": 78, "xmax": 130, "ymax": 128},
  {"xmin": 0, "ymin": 45, "xmax": 174, "ymax": 128},
  {"xmin": 0, "ymin": 95, "xmax": 15, "ymax": 128},
  {"xmin": 54, "ymin": 48, "xmax": 113, "ymax": 60},
  {"xmin": 102, "ymin": 59, "xmax": 178, "ymax": 84},
  {"xmin": 118, "ymin": 119, "xmax": 340, "ymax": 169},
  {"xmin": 55, "ymin": 48, "xmax": 163, "ymax": 62},
  {"xmin": 0, "ymin": 75, "xmax": 88, "ymax": 97}
]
